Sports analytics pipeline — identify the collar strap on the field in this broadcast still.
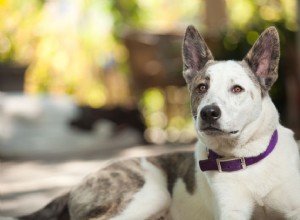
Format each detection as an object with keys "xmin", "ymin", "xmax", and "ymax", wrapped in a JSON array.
[{"xmin": 199, "ymin": 130, "xmax": 278, "ymax": 172}]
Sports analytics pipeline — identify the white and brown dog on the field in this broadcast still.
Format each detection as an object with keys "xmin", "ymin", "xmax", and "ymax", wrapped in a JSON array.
[{"xmin": 6, "ymin": 26, "xmax": 300, "ymax": 220}]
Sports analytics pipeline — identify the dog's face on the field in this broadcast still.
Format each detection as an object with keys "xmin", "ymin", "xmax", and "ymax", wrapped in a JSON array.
[
  {"xmin": 182, "ymin": 26, "xmax": 280, "ymax": 140},
  {"xmin": 189, "ymin": 60, "xmax": 263, "ymax": 137}
]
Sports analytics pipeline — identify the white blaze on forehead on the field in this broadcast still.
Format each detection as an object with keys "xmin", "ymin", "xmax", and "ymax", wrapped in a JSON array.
[
  {"xmin": 206, "ymin": 61, "xmax": 246, "ymax": 80},
  {"xmin": 205, "ymin": 61, "xmax": 256, "ymax": 92}
]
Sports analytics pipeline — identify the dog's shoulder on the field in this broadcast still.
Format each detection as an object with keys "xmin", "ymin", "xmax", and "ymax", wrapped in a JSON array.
[
  {"xmin": 276, "ymin": 125, "xmax": 300, "ymax": 159},
  {"xmin": 146, "ymin": 151, "xmax": 196, "ymax": 194}
]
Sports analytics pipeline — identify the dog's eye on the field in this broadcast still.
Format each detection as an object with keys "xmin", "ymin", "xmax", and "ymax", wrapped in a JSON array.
[
  {"xmin": 197, "ymin": 84, "xmax": 208, "ymax": 93},
  {"xmin": 232, "ymin": 85, "xmax": 244, "ymax": 93}
]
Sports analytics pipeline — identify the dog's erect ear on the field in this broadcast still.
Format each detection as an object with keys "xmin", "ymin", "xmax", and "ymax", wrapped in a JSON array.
[
  {"xmin": 182, "ymin": 25, "xmax": 214, "ymax": 83},
  {"xmin": 244, "ymin": 27, "xmax": 280, "ymax": 92}
]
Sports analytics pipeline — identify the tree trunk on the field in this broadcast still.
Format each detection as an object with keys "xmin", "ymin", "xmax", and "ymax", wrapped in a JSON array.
[
  {"xmin": 204, "ymin": 0, "xmax": 227, "ymax": 36},
  {"xmin": 298, "ymin": 0, "xmax": 300, "ymax": 82}
]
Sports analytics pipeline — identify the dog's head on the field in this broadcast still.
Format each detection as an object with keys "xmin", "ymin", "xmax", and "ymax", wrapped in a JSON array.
[{"xmin": 182, "ymin": 26, "xmax": 280, "ymax": 142}]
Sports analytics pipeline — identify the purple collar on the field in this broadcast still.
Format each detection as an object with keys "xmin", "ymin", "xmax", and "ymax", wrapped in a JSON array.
[{"xmin": 199, "ymin": 130, "xmax": 278, "ymax": 172}]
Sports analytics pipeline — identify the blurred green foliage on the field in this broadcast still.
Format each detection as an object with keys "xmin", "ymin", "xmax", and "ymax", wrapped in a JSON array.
[{"xmin": 0, "ymin": 0, "xmax": 297, "ymax": 142}]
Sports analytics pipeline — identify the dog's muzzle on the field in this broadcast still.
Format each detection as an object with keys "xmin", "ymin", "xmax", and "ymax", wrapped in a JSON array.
[
  {"xmin": 200, "ymin": 105, "xmax": 221, "ymax": 123},
  {"xmin": 199, "ymin": 105, "xmax": 237, "ymax": 135}
]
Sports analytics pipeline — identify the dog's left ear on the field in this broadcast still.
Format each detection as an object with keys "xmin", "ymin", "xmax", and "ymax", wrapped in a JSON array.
[
  {"xmin": 244, "ymin": 27, "xmax": 280, "ymax": 92},
  {"xmin": 182, "ymin": 25, "xmax": 214, "ymax": 83}
]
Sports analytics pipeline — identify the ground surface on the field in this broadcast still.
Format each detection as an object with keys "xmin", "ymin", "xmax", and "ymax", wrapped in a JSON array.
[
  {"xmin": 0, "ymin": 143, "xmax": 193, "ymax": 217},
  {"xmin": 0, "ymin": 94, "xmax": 194, "ymax": 217}
]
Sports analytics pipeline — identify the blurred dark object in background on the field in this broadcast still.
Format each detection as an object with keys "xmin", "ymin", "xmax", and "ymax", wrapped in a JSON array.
[
  {"xmin": 123, "ymin": 30, "xmax": 185, "ymax": 94},
  {"xmin": 0, "ymin": 63, "xmax": 27, "ymax": 92},
  {"xmin": 70, "ymin": 106, "xmax": 148, "ymax": 144}
]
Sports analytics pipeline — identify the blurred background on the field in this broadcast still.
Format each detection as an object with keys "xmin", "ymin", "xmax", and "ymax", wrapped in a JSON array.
[{"xmin": 0, "ymin": 0, "xmax": 299, "ymax": 216}]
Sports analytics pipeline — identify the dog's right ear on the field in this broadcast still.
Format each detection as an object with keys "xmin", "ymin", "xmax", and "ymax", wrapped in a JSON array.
[{"xmin": 182, "ymin": 25, "xmax": 214, "ymax": 83}]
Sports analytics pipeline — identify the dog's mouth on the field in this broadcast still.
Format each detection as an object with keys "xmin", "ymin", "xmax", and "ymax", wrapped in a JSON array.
[{"xmin": 201, "ymin": 126, "xmax": 239, "ymax": 136}]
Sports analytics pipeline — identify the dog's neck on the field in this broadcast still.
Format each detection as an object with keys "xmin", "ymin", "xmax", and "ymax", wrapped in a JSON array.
[{"xmin": 196, "ymin": 96, "xmax": 279, "ymax": 158}]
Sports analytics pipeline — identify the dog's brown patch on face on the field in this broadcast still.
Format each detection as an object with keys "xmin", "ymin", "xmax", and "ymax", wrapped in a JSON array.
[
  {"xmin": 69, "ymin": 159, "xmax": 145, "ymax": 220},
  {"xmin": 147, "ymin": 152, "xmax": 195, "ymax": 195},
  {"xmin": 187, "ymin": 61, "xmax": 217, "ymax": 119}
]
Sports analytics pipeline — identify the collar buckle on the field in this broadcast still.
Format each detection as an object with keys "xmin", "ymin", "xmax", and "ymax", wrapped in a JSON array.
[{"xmin": 216, "ymin": 157, "xmax": 246, "ymax": 172}]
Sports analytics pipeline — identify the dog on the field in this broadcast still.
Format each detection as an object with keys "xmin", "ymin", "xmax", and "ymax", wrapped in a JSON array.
[{"xmin": 4, "ymin": 26, "xmax": 300, "ymax": 220}]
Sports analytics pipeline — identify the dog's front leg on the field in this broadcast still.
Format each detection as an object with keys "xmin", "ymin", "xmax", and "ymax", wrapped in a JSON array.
[
  {"xmin": 212, "ymin": 182, "xmax": 254, "ymax": 220},
  {"xmin": 265, "ymin": 178, "xmax": 300, "ymax": 220}
]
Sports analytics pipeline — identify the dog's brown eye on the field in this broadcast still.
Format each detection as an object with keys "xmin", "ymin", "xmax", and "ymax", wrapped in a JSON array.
[
  {"xmin": 197, "ymin": 84, "xmax": 208, "ymax": 93},
  {"xmin": 232, "ymin": 85, "xmax": 244, "ymax": 93}
]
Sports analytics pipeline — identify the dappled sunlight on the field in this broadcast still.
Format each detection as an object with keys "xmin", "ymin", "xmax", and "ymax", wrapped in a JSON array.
[
  {"xmin": 227, "ymin": 0, "xmax": 256, "ymax": 28},
  {"xmin": 227, "ymin": 0, "xmax": 297, "ymax": 30},
  {"xmin": 0, "ymin": 0, "xmax": 201, "ymax": 106},
  {"xmin": 137, "ymin": 0, "xmax": 201, "ymax": 31},
  {"xmin": 140, "ymin": 86, "xmax": 195, "ymax": 144},
  {"xmin": 1, "ymin": 0, "xmax": 298, "ymax": 140}
]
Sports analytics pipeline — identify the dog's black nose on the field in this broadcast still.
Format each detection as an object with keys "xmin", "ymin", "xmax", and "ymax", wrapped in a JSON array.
[{"xmin": 200, "ymin": 105, "xmax": 221, "ymax": 122}]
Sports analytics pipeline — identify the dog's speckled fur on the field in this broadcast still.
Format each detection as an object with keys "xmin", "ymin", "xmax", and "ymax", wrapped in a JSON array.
[
  {"xmin": 69, "ymin": 159, "xmax": 145, "ymax": 220},
  {"xmin": 147, "ymin": 152, "xmax": 196, "ymax": 195}
]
